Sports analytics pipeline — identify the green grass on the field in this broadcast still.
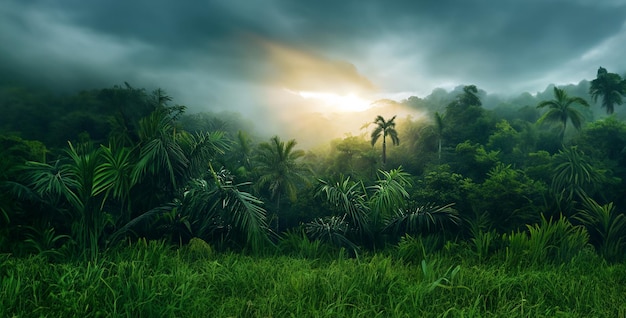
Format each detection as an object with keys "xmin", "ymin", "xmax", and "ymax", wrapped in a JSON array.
[{"xmin": 1, "ymin": 239, "xmax": 625, "ymax": 317}]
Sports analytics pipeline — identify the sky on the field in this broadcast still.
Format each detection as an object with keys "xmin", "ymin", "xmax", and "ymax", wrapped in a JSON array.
[{"xmin": 1, "ymin": 0, "xmax": 625, "ymax": 145}]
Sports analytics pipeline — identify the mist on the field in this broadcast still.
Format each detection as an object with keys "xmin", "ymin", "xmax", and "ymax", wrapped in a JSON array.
[{"xmin": 2, "ymin": 0, "xmax": 626, "ymax": 148}]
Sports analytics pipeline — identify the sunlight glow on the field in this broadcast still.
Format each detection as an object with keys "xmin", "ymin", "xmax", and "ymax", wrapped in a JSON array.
[{"xmin": 296, "ymin": 91, "xmax": 373, "ymax": 112}]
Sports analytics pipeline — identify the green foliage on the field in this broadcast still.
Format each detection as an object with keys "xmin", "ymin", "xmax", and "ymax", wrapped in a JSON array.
[
  {"xmin": 3, "ymin": 246, "xmax": 625, "ymax": 317},
  {"xmin": 24, "ymin": 142, "xmax": 115, "ymax": 259},
  {"xmin": 5, "ymin": 80, "xmax": 626, "ymax": 267},
  {"xmin": 471, "ymin": 229, "xmax": 499, "ymax": 263},
  {"xmin": 177, "ymin": 167, "xmax": 271, "ymax": 252},
  {"xmin": 523, "ymin": 150, "xmax": 553, "ymax": 183},
  {"xmin": 468, "ymin": 163, "xmax": 546, "ymax": 232},
  {"xmin": 254, "ymin": 135, "xmax": 310, "ymax": 230},
  {"xmin": 413, "ymin": 164, "xmax": 472, "ymax": 209},
  {"xmin": 487, "ymin": 120, "xmax": 524, "ymax": 164},
  {"xmin": 278, "ymin": 228, "xmax": 337, "ymax": 259},
  {"xmin": 0, "ymin": 135, "xmax": 45, "ymax": 227},
  {"xmin": 452, "ymin": 141, "xmax": 499, "ymax": 181},
  {"xmin": 326, "ymin": 135, "xmax": 377, "ymax": 180},
  {"xmin": 367, "ymin": 167, "xmax": 412, "ymax": 227},
  {"xmin": 589, "ymin": 66, "xmax": 626, "ymax": 114},
  {"xmin": 23, "ymin": 225, "xmax": 71, "ymax": 260},
  {"xmin": 443, "ymin": 85, "xmax": 495, "ymax": 145},
  {"xmin": 502, "ymin": 215, "xmax": 590, "ymax": 267},
  {"xmin": 316, "ymin": 176, "xmax": 370, "ymax": 236},
  {"xmin": 551, "ymin": 146, "xmax": 607, "ymax": 203},
  {"xmin": 178, "ymin": 130, "xmax": 229, "ymax": 180},
  {"xmin": 575, "ymin": 116, "xmax": 626, "ymax": 161},
  {"xmin": 395, "ymin": 234, "xmax": 444, "ymax": 264},
  {"xmin": 536, "ymin": 86, "xmax": 590, "ymax": 143},
  {"xmin": 133, "ymin": 107, "xmax": 189, "ymax": 190},
  {"xmin": 370, "ymin": 115, "xmax": 400, "ymax": 165},
  {"xmin": 254, "ymin": 135, "xmax": 309, "ymax": 202},
  {"xmin": 384, "ymin": 203, "xmax": 460, "ymax": 237},
  {"xmin": 304, "ymin": 215, "xmax": 358, "ymax": 255},
  {"xmin": 575, "ymin": 197, "xmax": 626, "ymax": 262},
  {"xmin": 181, "ymin": 237, "xmax": 213, "ymax": 261}
]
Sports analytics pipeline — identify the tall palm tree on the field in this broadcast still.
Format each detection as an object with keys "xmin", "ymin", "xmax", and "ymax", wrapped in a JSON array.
[
  {"xmin": 254, "ymin": 136, "xmax": 310, "ymax": 230},
  {"xmin": 132, "ymin": 107, "xmax": 188, "ymax": 192},
  {"xmin": 181, "ymin": 165, "xmax": 270, "ymax": 251},
  {"xmin": 536, "ymin": 87, "xmax": 590, "ymax": 144},
  {"xmin": 371, "ymin": 115, "xmax": 399, "ymax": 165},
  {"xmin": 26, "ymin": 142, "xmax": 114, "ymax": 259},
  {"xmin": 589, "ymin": 67, "xmax": 626, "ymax": 114}
]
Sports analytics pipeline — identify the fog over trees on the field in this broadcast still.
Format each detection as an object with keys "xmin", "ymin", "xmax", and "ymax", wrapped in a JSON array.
[{"xmin": 2, "ymin": 66, "xmax": 626, "ymax": 263}]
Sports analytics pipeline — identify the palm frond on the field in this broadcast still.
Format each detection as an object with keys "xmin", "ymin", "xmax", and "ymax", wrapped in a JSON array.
[
  {"xmin": 305, "ymin": 215, "xmax": 358, "ymax": 252},
  {"xmin": 384, "ymin": 203, "xmax": 460, "ymax": 237},
  {"xmin": 317, "ymin": 177, "xmax": 370, "ymax": 234},
  {"xmin": 368, "ymin": 167, "xmax": 411, "ymax": 221}
]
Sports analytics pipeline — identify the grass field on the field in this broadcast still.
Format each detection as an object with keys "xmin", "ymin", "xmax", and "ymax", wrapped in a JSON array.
[{"xmin": 1, "ymin": 239, "xmax": 625, "ymax": 317}]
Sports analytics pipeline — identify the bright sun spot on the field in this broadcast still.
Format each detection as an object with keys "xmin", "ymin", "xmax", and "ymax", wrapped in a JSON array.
[{"xmin": 297, "ymin": 91, "xmax": 373, "ymax": 112}]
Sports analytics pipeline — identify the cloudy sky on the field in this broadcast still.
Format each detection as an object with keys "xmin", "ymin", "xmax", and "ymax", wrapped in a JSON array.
[{"xmin": 1, "ymin": 0, "xmax": 625, "ymax": 142}]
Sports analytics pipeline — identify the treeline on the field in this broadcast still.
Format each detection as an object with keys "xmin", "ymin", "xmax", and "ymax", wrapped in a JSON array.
[{"xmin": 1, "ymin": 67, "xmax": 625, "ymax": 263}]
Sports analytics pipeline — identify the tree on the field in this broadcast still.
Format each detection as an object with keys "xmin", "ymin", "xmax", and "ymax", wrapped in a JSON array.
[
  {"xmin": 443, "ymin": 85, "xmax": 494, "ymax": 145},
  {"xmin": 254, "ymin": 136, "xmax": 310, "ymax": 230},
  {"xmin": 434, "ymin": 112, "xmax": 445, "ymax": 160},
  {"xmin": 536, "ymin": 87, "xmax": 590, "ymax": 144},
  {"xmin": 370, "ymin": 115, "xmax": 399, "ymax": 166},
  {"xmin": 122, "ymin": 106, "xmax": 187, "ymax": 215},
  {"xmin": 26, "ymin": 142, "xmax": 113, "ymax": 260},
  {"xmin": 368, "ymin": 167, "xmax": 412, "ymax": 230},
  {"xmin": 467, "ymin": 163, "xmax": 546, "ymax": 233},
  {"xmin": 316, "ymin": 176, "xmax": 371, "ymax": 236},
  {"xmin": 458, "ymin": 85, "xmax": 482, "ymax": 107},
  {"xmin": 326, "ymin": 135, "xmax": 375, "ymax": 180},
  {"xmin": 551, "ymin": 146, "xmax": 606, "ymax": 202},
  {"xmin": 180, "ymin": 166, "xmax": 270, "ymax": 251},
  {"xmin": 0, "ymin": 135, "xmax": 44, "ymax": 252},
  {"xmin": 589, "ymin": 67, "xmax": 625, "ymax": 114}
]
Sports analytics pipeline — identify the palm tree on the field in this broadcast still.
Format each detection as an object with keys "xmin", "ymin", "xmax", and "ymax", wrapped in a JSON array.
[
  {"xmin": 536, "ymin": 87, "xmax": 590, "ymax": 144},
  {"xmin": 132, "ymin": 107, "xmax": 188, "ymax": 192},
  {"xmin": 589, "ymin": 67, "xmax": 626, "ymax": 114},
  {"xmin": 254, "ymin": 136, "xmax": 310, "ymax": 230},
  {"xmin": 371, "ymin": 115, "xmax": 400, "ymax": 165},
  {"xmin": 26, "ymin": 142, "xmax": 113, "ymax": 259},
  {"xmin": 229, "ymin": 130, "xmax": 254, "ymax": 179},
  {"xmin": 383, "ymin": 203, "xmax": 460, "ymax": 237},
  {"xmin": 317, "ymin": 176, "xmax": 371, "ymax": 236},
  {"xmin": 368, "ymin": 167, "xmax": 412, "ymax": 229},
  {"xmin": 112, "ymin": 165, "xmax": 270, "ymax": 251},
  {"xmin": 181, "ymin": 165, "xmax": 270, "ymax": 251},
  {"xmin": 551, "ymin": 146, "xmax": 605, "ymax": 201}
]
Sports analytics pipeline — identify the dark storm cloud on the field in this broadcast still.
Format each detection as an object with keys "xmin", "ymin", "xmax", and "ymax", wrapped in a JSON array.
[{"xmin": 1, "ymin": 0, "xmax": 625, "ymax": 107}]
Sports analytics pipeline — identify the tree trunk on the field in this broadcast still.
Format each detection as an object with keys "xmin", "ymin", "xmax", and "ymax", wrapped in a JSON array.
[
  {"xmin": 382, "ymin": 133, "xmax": 387, "ymax": 165},
  {"xmin": 275, "ymin": 192, "xmax": 281, "ymax": 232},
  {"xmin": 438, "ymin": 138, "xmax": 442, "ymax": 160}
]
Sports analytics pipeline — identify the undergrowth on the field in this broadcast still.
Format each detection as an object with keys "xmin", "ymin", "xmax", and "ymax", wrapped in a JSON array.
[{"xmin": 1, "ymin": 238, "xmax": 624, "ymax": 317}]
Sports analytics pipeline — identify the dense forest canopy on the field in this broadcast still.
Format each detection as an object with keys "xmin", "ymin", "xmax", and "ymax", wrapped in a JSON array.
[
  {"xmin": 2, "ymin": 66, "xmax": 626, "ymax": 264},
  {"xmin": 4, "ymin": 2, "xmax": 626, "ymax": 315}
]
